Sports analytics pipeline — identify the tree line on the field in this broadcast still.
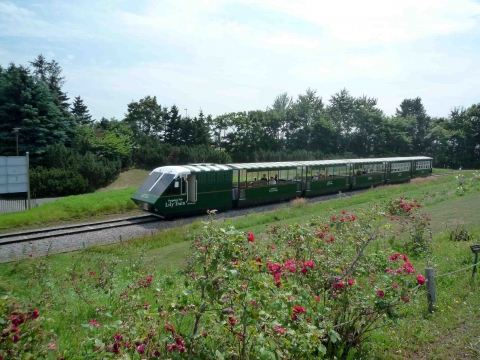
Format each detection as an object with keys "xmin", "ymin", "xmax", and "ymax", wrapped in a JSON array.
[{"xmin": 1, "ymin": 55, "xmax": 479, "ymax": 196}]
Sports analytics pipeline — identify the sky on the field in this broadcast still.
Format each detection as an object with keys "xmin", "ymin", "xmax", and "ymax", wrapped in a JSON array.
[{"xmin": 1, "ymin": 0, "xmax": 480, "ymax": 120}]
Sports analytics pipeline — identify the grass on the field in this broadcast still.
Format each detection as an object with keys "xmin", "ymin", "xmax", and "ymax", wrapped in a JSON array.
[
  {"xmin": 0, "ymin": 188, "xmax": 139, "ymax": 232},
  {"xmin": 97, "ymin": 169, "xmax": 149, "ymax": 192},
  {"xmin": 1, "ymin": 173, "xmax": 479, "ymax": 358},
  {"xmin": 432, "ymin": 168, "xmax": 457, "ymax": 174},
  {"xmin": 0, "ymin": 168, "xmax": 151, "ymax": 232}
]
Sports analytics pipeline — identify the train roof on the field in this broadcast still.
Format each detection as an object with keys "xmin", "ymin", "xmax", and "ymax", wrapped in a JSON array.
[
  {"xmin": 226, "ymin": 156, "xmax": 432, "ymax": 170},
  {"xmin": 151, "ymin": 157, "xmax": 433, "ymax": 174}
]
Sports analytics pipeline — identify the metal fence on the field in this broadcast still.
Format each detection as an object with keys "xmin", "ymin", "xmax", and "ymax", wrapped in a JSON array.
[{"xmin": 0, "ymin": 192, "xmax": 36, "ymax": 214}]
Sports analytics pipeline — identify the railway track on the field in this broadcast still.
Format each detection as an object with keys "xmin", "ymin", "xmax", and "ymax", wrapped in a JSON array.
[
  {"xmin": 0, "ymin": 215, "xmax": 160, "ymax": 246},
  {"xmin": 0, "ymin": 172, "xmax": 457, "ymax": 260}
]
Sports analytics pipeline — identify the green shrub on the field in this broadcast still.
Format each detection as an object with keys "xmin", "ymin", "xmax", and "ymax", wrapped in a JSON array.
[
  {"xmin": 30, "ymin": 166, "xmax": 88, "ymax": 197},
  {"xmin": 32, "ymin": 144, "xmax": 122, "ymax": 196}
]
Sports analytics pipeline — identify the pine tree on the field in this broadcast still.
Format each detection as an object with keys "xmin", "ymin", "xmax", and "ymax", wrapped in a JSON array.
[
  {"xmin": 71, "ymin": 96, "xmax": 93, "ymax": 125},
  {"xmin": 29, "ymin": 54, "xmax": 49, "ymax": 82},
  {"xmin": 0, "ymin": 63, "xmax": 76, "ymax": 158}
]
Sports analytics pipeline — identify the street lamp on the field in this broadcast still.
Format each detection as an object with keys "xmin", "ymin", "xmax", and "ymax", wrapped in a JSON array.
[
  {"xmin": 13, "ymin": 128, "xmax": 20, "ymax": 156},
  {"xmin": 184, "ymin": 109, "xmax": 188, "ymax": 118}
]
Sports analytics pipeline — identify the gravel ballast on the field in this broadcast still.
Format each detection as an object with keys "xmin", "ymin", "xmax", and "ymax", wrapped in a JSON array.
[{"xmin": 0, "ymin": 189, "xmax": 367, "ymax": 263}]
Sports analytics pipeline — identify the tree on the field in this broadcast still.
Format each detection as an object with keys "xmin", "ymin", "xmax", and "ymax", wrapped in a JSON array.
[
  {"xmin": 165, "ymin": 105, "xmax": 183, "ymax": 145},
  {"xmin": 396, "ymin": 97, "xmax": 432, "ymax": 155},
  {"xmin": 349, "ymin": 96, "xmax": 385, "ymax": 157},
  {"xmin": 29, "ymin": 54, "xmax": 49, "ymax": 82},
  {"xmin": 286, "ymin": 88, "xmax": 324, "ymax": 151},
  {"xmin": 0, "ymin": 63, "xmax": 75, "ymax": 157},
  {"xmin": 71, "ymin": 96, "xmax": 93, "ymax": 126},
  {"xmin": 326, "ymin": 89, "xmax": 356, "ymax": 153},
  {"xmin": 124, "ymin": 96, "xmax": 165, "ymax": 138}
]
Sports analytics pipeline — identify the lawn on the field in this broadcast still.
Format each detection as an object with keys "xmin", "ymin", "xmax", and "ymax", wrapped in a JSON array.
[
  {"xmin": 0, "ymin": 172, "xmax": 479, "ymax": 358},
  {"xmin": 97, "ymin": 169, "xmax": 149, "ymax": 192},
  {"xmin": 0, "ymin": 188, "xmax": 139, "ymax": 232}
]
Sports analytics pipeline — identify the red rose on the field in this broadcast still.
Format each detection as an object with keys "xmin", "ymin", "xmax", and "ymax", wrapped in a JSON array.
[
  {"xmin": 416, "ymin": 274, "xmax": 426, "ymax": 285},
  {"xmin": 388, "ymin": 253, "xmax": 401, "ymax": 261},
  {"xmin": 347, "ymin": 279, "xmax": 355, "ymax": 286},
  {"xmin": 304, "ymin": 260, "xmax": 314, "ymax": 269},
  {"xmin": 229, "ymin": 317, "xmax": 238, "ymax": 326},
  {"xmin": 293, "ymin": 305, "xmax": 306, "ymax": 314},
  {"xmin": 30, "ymin": 309, "xmax": 39, "ymax": 319},
  {"xmin": 333, "ymin": 281, "xmax": 346, "ymax": 290},
  {"xmin": 247, "ymin": 232, "xmax": 255, "ymax": 242},
  {"xmin": 376, "ymin": 290, "xmax": 385, "ymax": 298}
]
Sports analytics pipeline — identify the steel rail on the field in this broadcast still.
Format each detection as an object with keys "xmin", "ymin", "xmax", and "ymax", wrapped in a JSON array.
[
  {"xmin": 0, "ymin": 216, "xmax": 160, "ymax": 246},
  {"xmin": 0, "ymin": 173, "xmax": 451, "ymax": 248}
]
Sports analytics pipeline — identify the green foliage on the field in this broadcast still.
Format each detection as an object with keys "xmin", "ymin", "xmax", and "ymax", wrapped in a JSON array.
[
  {"xmin": 71, "ymin": 95, "xmax": 93, "ymax": 126},
  {"xmin": 132, "ymin": 136, "xmax": 231, "ymax": 169},
  {"xmin": 30, "ymin": 166, "xmax": 88, "ymax": 197},
  {"xmin": 35, "ymin": 143, "xmax": 122, "ymax": 195},
  {"xmin": 0, "ymin": 62, "xmax": 75, "ymax": 158}
]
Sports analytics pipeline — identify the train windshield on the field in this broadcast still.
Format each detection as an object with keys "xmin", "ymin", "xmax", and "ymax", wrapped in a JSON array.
[{"xmin": 136, "ymin": 172, "xmax": 175, "ymax": 197}]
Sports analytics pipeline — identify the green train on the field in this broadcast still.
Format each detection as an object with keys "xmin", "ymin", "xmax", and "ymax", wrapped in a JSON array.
[{"xmin": 131, "ymin": 156, "xmax": 432, "ymax": 218}]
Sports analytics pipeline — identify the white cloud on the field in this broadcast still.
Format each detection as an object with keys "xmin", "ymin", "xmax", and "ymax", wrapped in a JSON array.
[
  {"xmin": 0, "ymin": 1, "xmax": 35, "ymax": 17},
  {"xmin": 253, "ymin": 0, "xmax": 480, "ymax": 43},
  {"xmin": 3, "ymin": 0, "xmax": 480, "ymax": 121}
]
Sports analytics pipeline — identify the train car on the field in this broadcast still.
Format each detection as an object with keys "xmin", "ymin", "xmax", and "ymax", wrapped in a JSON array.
[
  {"xmin": 349, "ymin": 158, "xmax": 386, "ymax": 189},
  {"xmin": 131, "ymin": 156, "xmax": 433, "ymax": 217},
  {"xmin": 412, "ymin": 158, "xmax": 433, "ymax": 177},
  {"xmin": 130, "ymin": 164, "xmax": 232, "ymax": 218},
  {"xmin": 301, "ymin": 160, "xmax": 351, "ymax": 196},
  {"xmin": 227, "ymin": 161, "xmax": 302, "ymax": 207}
]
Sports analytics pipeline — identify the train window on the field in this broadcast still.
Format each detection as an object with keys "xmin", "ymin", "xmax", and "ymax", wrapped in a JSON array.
[
  {"xmin": 240, "ymin": 169, "xmax": 247, "ymax": 184},
  {"xmin": 327, "ymin": 167, "xmax": 334, "ymax": 177},
  {"xmin": 332, "ymin": 166, "xmax": 347, "ymax": 177},
  {"xmin": 391, "ymin": 162, "xmax": 410, "ymax": 173},
  {"xmin": 268, "ymin": 170, "xmax": 279, "ymax": 182},
  {"xmin": 232, "ymin": 170, "xmax": 239, "ymax": 187},
  {"xmin": 164, "ymin": 180, "xmax": 181, "ymax": 196},
  {"xmin": 416, "ymin": 161, "xmax": 430, "ymax": 170},
  {"xmin": 288, "ymin": 169, "xmax": 297, "ymax": 182}
]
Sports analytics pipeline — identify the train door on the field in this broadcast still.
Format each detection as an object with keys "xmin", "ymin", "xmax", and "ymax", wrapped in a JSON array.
[
  {"xmin": 305, "ymin": 166, "xmax": 311, "ymax": 192},
  {"xmin": 297, "ymin": 166, "xmax": 303, "ymax": 192},
  {"xmin": 345, "ymin": 164, "xmax": 350, "ymax": 186},
  {"xmin": 187, "ymin": 174, "xmax": 197, "ymax": 204}
]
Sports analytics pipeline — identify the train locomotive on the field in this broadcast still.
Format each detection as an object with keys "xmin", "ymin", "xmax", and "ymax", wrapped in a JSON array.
[{"xmin": 131, "ymin": 156, "xmax": 433, "ymax": 218}]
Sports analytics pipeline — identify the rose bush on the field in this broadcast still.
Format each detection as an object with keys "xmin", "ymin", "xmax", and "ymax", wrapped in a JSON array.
[{"xmin": 2, "ymin": 197, "xmax": 431, "ymax": 359}]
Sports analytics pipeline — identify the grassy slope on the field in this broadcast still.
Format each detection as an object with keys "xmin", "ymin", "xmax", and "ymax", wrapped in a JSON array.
[
  {"xmin": 97, "ymin": 169, "xmax": 149, "ymax": 192},
  {"xmin": 0, "ymin": 168, "xmax": 149, "ymax": 232},
  {"xmin": 0, "ymin": 188, "xmax": 139, "ymax": 232},
  {"xmin": 0, "ymin": 174, "xmax": 479, "ymax": 358}
]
